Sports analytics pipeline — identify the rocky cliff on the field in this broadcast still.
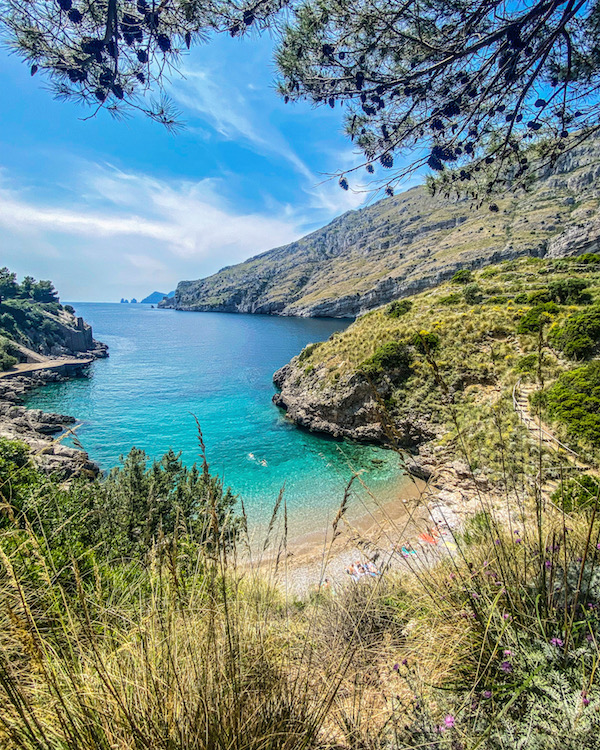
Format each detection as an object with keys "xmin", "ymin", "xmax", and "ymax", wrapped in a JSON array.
[{"xmin": 163, "ymin": 138, "xmax": 600, "ymax": 318}]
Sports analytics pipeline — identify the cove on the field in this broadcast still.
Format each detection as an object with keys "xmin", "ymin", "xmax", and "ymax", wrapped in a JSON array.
[{"xmin": 25, "ymin": 303, "xmax": 408, "ymax": 535}]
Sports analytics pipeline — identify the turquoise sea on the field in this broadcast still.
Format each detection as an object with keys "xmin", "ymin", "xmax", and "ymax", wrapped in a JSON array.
[{"xmin": 25, "ymin": 304, "xmax": 407, "ymax": 535}]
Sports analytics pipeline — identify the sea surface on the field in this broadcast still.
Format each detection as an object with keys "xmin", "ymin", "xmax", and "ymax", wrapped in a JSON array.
[{"xmin": 25, "ymin": 303, "xmax": 409, "ymax": 535}]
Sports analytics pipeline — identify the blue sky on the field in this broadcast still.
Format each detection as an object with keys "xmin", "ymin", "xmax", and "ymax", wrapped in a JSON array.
[{"xmin": 0, "ymin": 32, "xmax": 405, "ymax": 302}]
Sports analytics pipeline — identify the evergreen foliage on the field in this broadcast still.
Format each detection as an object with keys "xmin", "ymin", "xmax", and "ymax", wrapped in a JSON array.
[
  {"xmin": 451, "ymin": 269, "xmax": 473, "ymax": 284},
  {"xmin": 550, "ymin": 305, "xmax": 600, "ymax": 359},
  {"xmin": 360, "ymin": 341, "xmax": 412, "ymax": 381},
  {"xmin": 516, "ymin": 302, "xmax": 559, "ymax": 333},
  {"xmin": 543, "ymin": 362, "xmax": 600, "ymax": 446},
  {"xmin": 276, "ymin": 0, "xmax": 600, "ymax": 194},
  {"xmin": 385, "ymin": 299, "xmax": 412, "ymax": 318}
]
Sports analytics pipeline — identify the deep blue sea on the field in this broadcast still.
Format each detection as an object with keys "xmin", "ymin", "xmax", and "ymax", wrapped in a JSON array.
[{"xmin": 25, "ymin": 304, "xmax": 407, "ymax": 535}]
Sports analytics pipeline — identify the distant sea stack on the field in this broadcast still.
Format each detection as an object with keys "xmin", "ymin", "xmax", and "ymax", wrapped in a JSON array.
[
  {"xmin": 120, "ymin": 298, "xmax": 128, "ymax": 303},
  {"xmin": 161, "ymin": 137, "xmax": 600, "ymax": 318}
]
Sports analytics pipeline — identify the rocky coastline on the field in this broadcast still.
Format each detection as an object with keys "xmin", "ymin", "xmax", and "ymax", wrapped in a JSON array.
[
  {"xmin": 0, "ymin": 345, "xmax": 108, "ymax": 478},
  {"xmin": 272, "ymin": 358, "xmax": 498, "ymax": 531}
]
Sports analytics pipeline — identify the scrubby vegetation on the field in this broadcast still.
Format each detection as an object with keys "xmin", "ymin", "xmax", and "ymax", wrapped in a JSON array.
[
  {"xmin": 540, "ymin": 362, "xmax": 600, "ymax": 447},
  {"xmin": 2, "ymin": 425, "xmax": 600, "ymax": 749},
  {"xmin": 295, "ymin": 255, "xmax": 600, "ymax": 468}
]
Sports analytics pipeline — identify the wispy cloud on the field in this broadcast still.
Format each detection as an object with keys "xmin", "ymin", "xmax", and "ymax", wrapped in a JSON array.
[
  {"xmin": 0, "ymin": 166, "xmax": 302, "ymax": 260},
  {"xmin": 0, "ymin": 164, "xmax": 309, "ymax": 299},
  {"xmin": 171, "ymin": 69, "xmax": 314, "ymax": 181}
]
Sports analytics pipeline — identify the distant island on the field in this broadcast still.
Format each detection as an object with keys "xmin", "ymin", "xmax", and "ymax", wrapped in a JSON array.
[{"xmin": 140, "ymin": 291, "xmax": 175, "ymax": 304}]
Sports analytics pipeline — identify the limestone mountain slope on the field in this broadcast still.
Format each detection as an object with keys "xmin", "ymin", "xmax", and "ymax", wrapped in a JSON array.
[{"xmin": 163, "ymin": 139, "xmax": 600, "ymax": 318}]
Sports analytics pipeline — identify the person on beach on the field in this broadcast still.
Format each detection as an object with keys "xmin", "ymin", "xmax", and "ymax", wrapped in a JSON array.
[
  {"xmin": 346, "ymin": 564, "xmax": 360, "ymax": 582},
  {"xmin": 366, "ymin": 561, "xmax": 379, "ymax": 577}
]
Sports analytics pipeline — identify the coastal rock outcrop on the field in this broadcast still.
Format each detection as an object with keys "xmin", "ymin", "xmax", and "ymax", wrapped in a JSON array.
[
  {"xmin": 273, "ymin": 359, "xmax": 437, "ymax": 447},
  {"xmin": 0, "ymin": 371, "xmax": 99, "ymax": 477}
]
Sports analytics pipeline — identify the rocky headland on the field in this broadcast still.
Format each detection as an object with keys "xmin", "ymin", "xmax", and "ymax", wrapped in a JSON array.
[
  {"xmin": 272, "ymin": 253, "xmax": 600, "ymax": 529},
  {"xmin": 0, "ymin": 295, "xmax": 108, "ymax": 477},
  {"xmin": 162, "ymin": 137, "xmax": 600, "ymax": 318}
]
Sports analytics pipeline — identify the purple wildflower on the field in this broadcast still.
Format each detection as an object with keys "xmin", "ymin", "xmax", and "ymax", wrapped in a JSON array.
[
  {"xmin": 550, "ymin": 637, "xmax": 563, "ymax": 647},
  {"xmin": 515, "ymin": 538, "xmax": 522, "ymax": 544},
  {"xmin": 495, "ymin": 539, "xmax": 501, "ymax": 545},
  {"xmin": 483, "ymin": 690, "xmax": 492, "ymax": 699},
  {"xmin": 582, "ymin": 691, "xmax": 590, "ymax": 707},
  {"xmin": 503, "ymin": 649, "xmax": 513, "ymax": 657},
  {"xmin": 444, "ymin": 715, "xmax": 455, "ymax": 728},
  {"xmin": 545, "ymin": 560, "xmax": 552, "ymax": 569},
  {"xmin": 402, "ymin": 658, "xmax": 408, "ymax": 666},
  {"xmin": 393, "ymin": 663, "xmax": 399, "ymax": 672},
  {"xmin": 500, "ymin": 661, "xmax": 513, "ymax": 673}
]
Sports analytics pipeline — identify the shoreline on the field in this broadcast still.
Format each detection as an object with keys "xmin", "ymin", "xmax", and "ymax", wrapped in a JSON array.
[
  {"xmin": 0, "ymin": 348, "xmax": 107, "ymax": 477},
  {"xmin": 250, "ymin": 445, "xmax": 502, "ymax": 596}
]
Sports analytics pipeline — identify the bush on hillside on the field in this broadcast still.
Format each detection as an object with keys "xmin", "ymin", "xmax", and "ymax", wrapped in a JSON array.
[
  {"xmin": 517, "ymin": 302, "xmax": 559, "ymax": 333},
  {"xmin": 463, "ymin": 283, "xmax": 483, "ymax": 304},
  {"xmin": 0, "ymin": 437, "xmax": 240, "ymax": 559},
  {"xmin": 527, "ymin": 288, "xmax": 553, "ymax": 304},
  {"xmin": 0, "ymin": 337, "xmax": 17, "ymax": 371},
  {"xmin": 298, "ymin": 342, "xmax": 321, "ymax": 362},
  {"xmin": 438, "ymin": 292, "xmax": 462, "ymax": 306},
  {"xmin": 451, "ymin": 268, "xmax": 473, "ymax": 284},
  {"xmin": 547, "ymin": 278, "xmax": 591, "ymax": 305},
  {"xmin": 550, "ymin": 305, "xmax": 600, "ymax": 359},
  {"xmin": 517, "ymin": 353, "xmax": 539, "ymax": 373},
  {"xmin": 385, "ymin": 299, "xmax": 412, "ymax": 318},
  {"xmin": 361, "ymin": 341, "xmax": 412, "ymax": 381},
  {"xmin": 543, "ymin": 362, "xmax": 600, "ymax": 447},
  {"xmin": 578, "ymin": 253, "xmax": 600, "ymax": 265},
  {"xmin": 411, "ymin": 330, "xmax": 440, "ymax": 354}
]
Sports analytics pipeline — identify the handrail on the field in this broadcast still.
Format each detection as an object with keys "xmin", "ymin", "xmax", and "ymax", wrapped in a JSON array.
[{"xmin": 512, "ymin": 377, "xmax": 582, "ymax": 460}]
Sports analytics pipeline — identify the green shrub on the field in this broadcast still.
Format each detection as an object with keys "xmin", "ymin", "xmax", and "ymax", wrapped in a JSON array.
[
  {"xmin": 438, "ymin": 292, "xmax": 462, "ymax": 306},
  {"xmin": 517, "ymin": 302, "xmax": 559, "ymax": 333},
  {"xmin": 361, "ymin": 341, "xmax": 412, "ymax": 381},
  {"xmin": 578, "ymin": 253, "xmax": 600, "ymax": 265},
  {"xmin": 552, "ymin": 475, "xmax": 600, "ymax": 513},
  {"xmin": 551, "ymin": 305, "xmax": 600, "ymax": 359},
  {"xmin": 463, "ymin": 283, "xmax": 483, "ymax": 304},
  {"xmin": 451, "ymin": 268, "xmax": 473, "ymax": 284},
  {"xmin": 298, "ymin": 342, "xmax": 321, "ymax": 362},
  {"xmin": 0, "ymin": 311, "xmax": 16, "ymax": 334},
  {"xmin": 0, "ymin": 352, "xmax": 17, "ymax": 371},
  {"xmin": 516, "ymin": 353, "xmax": 539, "ymax": 373},
  {"xmin": 64, "ymin": 304, "xmax": 75, "ymax": 315},
  {"xmin": 513, "ymin": 292, "xmax": 529, "ymax": 304},
  {"xmin": 544, "ymin": 362, "xmax": 600, "ymax": 446},
  {"xmin": 527, "ymin": 288, "xmax": 553, "ymax": 304},
  {"xmin": 0, "ymin": 336, "xmax": 17, "ymax": 371},
  {"xmin": 385, "ymin": 299, "xmax": 412, "ymax": 318},
  {"xmin": 547, "ymin": 277, "xmax": 591, "ymax": 304}
]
